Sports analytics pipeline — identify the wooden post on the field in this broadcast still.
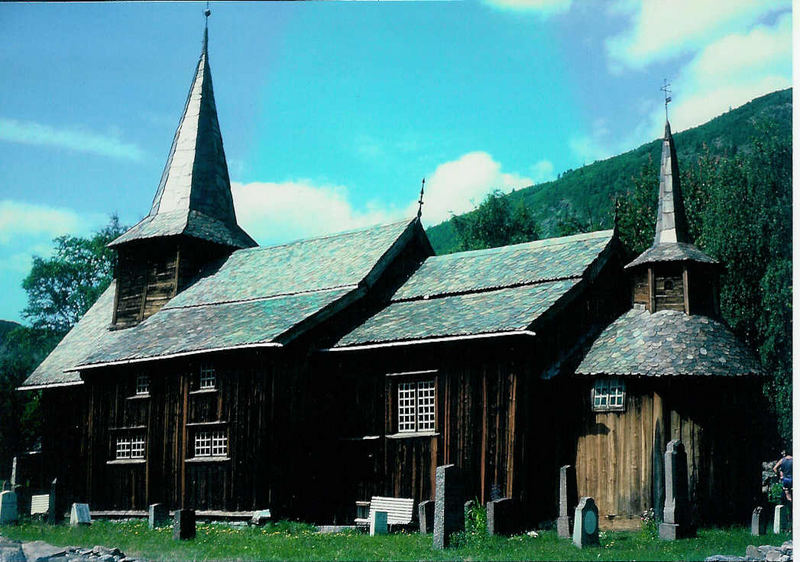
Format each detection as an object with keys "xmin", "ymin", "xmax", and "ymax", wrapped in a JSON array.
[
  {"xmin": 682, "ymin": 266, "xmax": 690, "ymax": 314},
  {"xmin": 180, "ymin": 372, "xmax": 189, "ymax": 508},
  {"xmin": 648, "ymin": 267, "xmax": 656, "ymax": 312}
]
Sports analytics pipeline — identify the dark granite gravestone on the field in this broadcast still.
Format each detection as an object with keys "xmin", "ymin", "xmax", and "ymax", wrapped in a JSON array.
[
  {"xmin": 557, "ymin": 464, "xmax": 578, "ymax": 538},
  {"xmin": 69, "ymin": 503, "xmax": 91, "ymax": 526},
  {"xmin": 433, "ymin": 464, "xmax": 464, "ymax": 549},
  {"xmin": 572, "ymin": 497, "xmax": 599, "ymax": 548},
  {"xmin": 149, "ymin": 503, "xmax": 169, "ymax": 529},
  {"xmin": 658, "ymin": 440, "xmax": 694, "ymax": 540},
  {"xmin": 0, "ymin": 491, "xmax": 18, "ymax": 524},
  {"xmin": 419, "ymin": 500, "xmax": 435, "ymax": 534},
  {"xmin": 487, "ymin": 498, "xmax": 514, "ymax": 536},
  {"xmin": 370, "ymin": 510, "xmax": 388, "ymax": 536},
  {"xmin": 173, "ymin": 509, "xmax": 196, "ymax": 540},
  {"xmin": 751, "ymin": 506, "xmax": 767, "ymax": 536}
]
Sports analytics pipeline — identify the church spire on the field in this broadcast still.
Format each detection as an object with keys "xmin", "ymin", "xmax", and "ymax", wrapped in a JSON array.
[
  {"xmin": 652, "ymin": 119, "xmax": 690, "ymax": 245},
  {"xmin": 110, "ymin": 14, "xmax": 255, "ymax": 250}
]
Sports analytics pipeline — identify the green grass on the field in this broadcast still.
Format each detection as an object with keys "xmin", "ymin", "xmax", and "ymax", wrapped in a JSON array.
[{"xmin": 0, "ymin": 519, "xmax": 791, "ymax": 561}]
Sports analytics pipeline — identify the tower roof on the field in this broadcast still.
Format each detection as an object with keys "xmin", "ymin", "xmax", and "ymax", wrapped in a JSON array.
[
  {"xmin": 625, "ymin": 121, "xmax": 715, "ymax": 269},
  {"xmin": 110, "ymin": 27, "xmax": 256, "ymax": 249}
]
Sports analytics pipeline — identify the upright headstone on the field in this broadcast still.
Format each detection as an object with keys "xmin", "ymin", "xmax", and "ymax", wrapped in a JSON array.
[
  {"xmin": 48, "ymin": 479, "xmax": 57, "ymax": 525},
  {"xmin": 13, "ymin": 485, "xmax": 29, "ymax": 518},
  {"xmin": 774, "ymin": 505, "xmax": 789, "ymax": 534},
  {"xmin": 69, "ymin": 503, "xmax": 91, "ymax": 526},
  {"xmin": 173, "ymin": 509, "xmax": 196, "ymax": 540},
  {"xmin": 751, "ymin": 506, "xmax": 767, "ymax": 536},
  {"xmin": 557, "ymin": 464, "xmax": 578, "ymax": 538},
  {"xmin": 572, "ymin": 497, "xmax": 599, "ymax": 548},
  {"xmin": 658, "ymin": 440, "xmax": 694, "ymax": 540},
  {"xmin": 0, "ymin": 491, "xmax": 18, "ymax": 524},
  {"xmin": 9, "ymin": 457, "xmax": 18, "ymax": 488},
  {"xmin": 433, "ymin": 464, "xmax": 465, "ymax": 549},
  {"xmin": 419, "ymin": 500, "xmax": 435, "ymax": 534},
  {"xmin": 149, "ymin": 503, "xmax": 169, "ymax": 529},
  {"xmin": 370, "ymin": 510, "xmax": 388, "ymax": 536},
  {"xmin": 487, "ymin": 497, "xmax": 514, "ymax": 536}
]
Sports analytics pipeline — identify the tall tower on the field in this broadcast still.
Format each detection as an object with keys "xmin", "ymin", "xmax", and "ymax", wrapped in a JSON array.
[
  {"xmin": 109, "ymin": 19, "xmax": 256, "ymax": 329},
  {"xmin": 624, "ymin": 119, "xmax": 720, "ymax": 316}
]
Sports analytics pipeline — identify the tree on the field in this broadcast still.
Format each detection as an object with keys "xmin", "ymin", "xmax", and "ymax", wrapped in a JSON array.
[
  {"xmin": 22, "ymin": 215, "xmax": 125, "ymax": 335},
  {"xmin": 452, "ymin": 191, "xmax": 540, "ymax": 251}
]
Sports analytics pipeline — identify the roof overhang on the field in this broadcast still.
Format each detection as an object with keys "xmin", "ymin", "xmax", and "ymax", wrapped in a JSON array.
[
  {"xmin": 321, "ymin": 329, "xmax": 536, "ymax": 352},
  {"xmin": 17, "ymin": 380, "xmax": 84, "ymax": 391}
]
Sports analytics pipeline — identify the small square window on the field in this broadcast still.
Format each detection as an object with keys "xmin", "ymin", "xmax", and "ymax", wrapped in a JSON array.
[
  {"xmin": 195, "ymin": 430, "xmax": 227, "ymax": 457},
  {"xmin": 116, "ymin": 437, "xmax": 131, "ymax": 459},
  {"xmin": 200, "ymin": 364, "xmax": 216, "ymax": 390},
  {"xmin": 591, "ymin": 378, "xmax": 626, "ymax": 412},
  {"xmin": 115, "ymin": 433, "xmax": 146, "ymax": 460},
  {"xmin": 136, "ymin": 374, "xmax": 150, "ymax": 395},
  {"xmin": 396, "ymin": 379, "xmax": 436, "ymax": 433}
]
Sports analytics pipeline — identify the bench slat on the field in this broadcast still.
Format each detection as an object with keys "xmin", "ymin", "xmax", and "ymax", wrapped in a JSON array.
[
  {"xmin": 31, "ymin": 494, "xmax": 50, "ymax": 515},
  {"xmin": 367, "ymin": 496, "xmax": 414, "ymax": 525}
]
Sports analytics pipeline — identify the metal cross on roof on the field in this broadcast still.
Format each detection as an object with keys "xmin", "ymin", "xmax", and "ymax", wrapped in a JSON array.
[
  {"xmin": 417, "ymin": 178, "xmax": 425, "ymax": 220},
  {"xmin": 660, "ymin": 78, "xmax": 672, "ymax": 121}
]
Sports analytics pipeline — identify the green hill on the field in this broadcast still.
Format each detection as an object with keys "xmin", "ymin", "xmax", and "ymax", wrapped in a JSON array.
[{"xmin": 426, "ymin": 88, "xmax": 792, "ymax": 253}]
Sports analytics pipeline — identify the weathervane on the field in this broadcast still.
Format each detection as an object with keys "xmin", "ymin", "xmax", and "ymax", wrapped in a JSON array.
[
  {"xmin": 660, "ymin": 78, "xmax": 672, "ymax": 121},
  {"xmin": 205, "ymin": 1, "xmax": 211, "ymax": 19},
  {"xmin": 417, "ymin": 178, "xmax": 425, "ymax": 220}
]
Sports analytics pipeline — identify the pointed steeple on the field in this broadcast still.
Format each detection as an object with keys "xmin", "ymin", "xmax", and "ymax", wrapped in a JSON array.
[
  {"xmin": 110, "ymin": 21, "xmax": 256, "ymax": 250},
  {"xmin": 653, "ymin": 121, "xmax": 689, "ymax": 245}
]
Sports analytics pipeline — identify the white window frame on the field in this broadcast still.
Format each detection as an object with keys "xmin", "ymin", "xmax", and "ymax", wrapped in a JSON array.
[
  {"xmin": 199, "ymin": 364, "xmax": 216, "ymax": 390},
  {"xmin": 194, "ymin": 430, "xmax": 228, "ymax": 458},
  {"xmin": 591, "ymin": 378, "xmax": 626, "ymax": 412},
  {"xmin": 135, "ymin": 374, "xmax": 150, "ymax": 395},
  {"xmin": 397, "ymin": 379, "xmax": 436, "ymax": 433},
  {"xmin": 115, "ymin": 433, "xmax": 146, "ymax": 460}
]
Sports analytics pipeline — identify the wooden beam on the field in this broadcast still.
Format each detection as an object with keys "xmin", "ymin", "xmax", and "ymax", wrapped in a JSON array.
[
  {"xmin": 648, "ymin": 267, "xmax": 655, "ymax": 313},
  {"xmin": 682, "ymin": 265, "xmax": 690, "ymax": 314}
]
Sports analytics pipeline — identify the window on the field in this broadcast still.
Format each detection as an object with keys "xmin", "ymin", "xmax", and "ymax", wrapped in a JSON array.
[
  {"xmin": 135, "ymin": 374, "xmax": 150, "ymax": 395},
  {"xmin": 115, "ymin": 434, "xmax": 146, "ymax": 459},
  {"xmin": 194, "ymin": 430, "xmax": 227, "ymax": 457},
  {"xmin": 591, "ymin": 378, "xmax": 626, "ymax": 412},
  {"xmin": 199, "ymin": 364, "xmax": 216, "ymax": 389},
  {"xmin": 397, "ymin": 379, "xmax": 436, "ymax": 433}
]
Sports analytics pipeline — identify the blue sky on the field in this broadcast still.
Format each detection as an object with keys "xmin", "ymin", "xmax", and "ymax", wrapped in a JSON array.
[{"xmin": 0, "ymin": 0, "xmax": 792, "ymax": 324}]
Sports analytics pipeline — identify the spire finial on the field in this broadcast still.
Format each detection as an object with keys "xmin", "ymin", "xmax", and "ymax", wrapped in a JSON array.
[
  {"xmin": 416, "ymin": 178, "xmax": 425, "ymax": 220},
  {"xmin": 660, "ymin": 78, "xmax": 672, "ymax": 122}
]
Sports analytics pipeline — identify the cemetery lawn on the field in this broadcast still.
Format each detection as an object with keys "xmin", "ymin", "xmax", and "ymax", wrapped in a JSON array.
[{"xmin": 0, "ymin": 520, "xmax": 791, "ymax": 561}]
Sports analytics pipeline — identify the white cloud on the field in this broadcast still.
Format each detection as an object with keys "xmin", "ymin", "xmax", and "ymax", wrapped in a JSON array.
[
  {"xmin": 0, "ymin": 200, "xmax": 93, "ymax": 245},
  {"xmin": 0, "ymin": 117, "xmax": 145, "ymax": 161},
  {"xmin": 413, "ymin": 151, "xmax": 534, "ymax": 225},
  {"xmin": 482, "ymin": 0, "xmax": 571, "ymax": 15},
  {"xmin": 530, "ymin": 159, "xmax": 555, "ymax": 184},
  {"xmin": 231, "ymin": 180, "xmax": 401, "ymax": 245},
  {"xmin": 606, "ymin": 0, "xmax": 789, "ymax": 69}
]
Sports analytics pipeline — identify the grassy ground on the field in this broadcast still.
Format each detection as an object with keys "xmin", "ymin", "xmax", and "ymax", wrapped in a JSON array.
[{"xmin": 0, "ymin": 519, "xmax": 791, "ymax": 561}]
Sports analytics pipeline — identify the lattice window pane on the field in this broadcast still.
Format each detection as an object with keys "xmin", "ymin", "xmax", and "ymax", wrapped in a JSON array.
[
  {"xmin": 136, "ymin": 374, "xmax": 150, "ymax": 395},
  {"xmin": 131, "ymin": 435, "xmax": 145, "ymax": 459},
  {"xmin": 397, "ymin": 382, "xmax": 416, "ymax": 433},
  {"xmin": 116, "ymin": 437, "xmax": 131, "ymax": 459},
  {"xmin": 194, "ymin": 432, "xmax": 212, "ymax": 457},
  {"xmin": 417, "ymin": 380, "xmax": 436, "ymax": 432},
  {"xmin": 200, "ymin": 364, "xmax": 216, "ymax": 389},
  {"xmin": 592, "ymin": 379, "xmax": 625, "ymax": 412},
  {"xmin": 211, "ymin": 431, "xmax": 228, "ymax": 456}
]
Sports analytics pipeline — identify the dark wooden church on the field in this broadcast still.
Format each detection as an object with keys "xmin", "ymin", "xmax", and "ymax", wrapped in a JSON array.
[{"xmin": 20, "ymin": 26, "xmax": 763, "ymax": 528}]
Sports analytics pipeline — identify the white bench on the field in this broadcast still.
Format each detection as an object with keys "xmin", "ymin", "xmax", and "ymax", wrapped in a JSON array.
[
  {"xmin": 30, "ymin": 493, "xmax": 52, "ymax": 517},
  {"xmin": 354, "ymin": 496, "xmax": 414, "ymax": 528}
]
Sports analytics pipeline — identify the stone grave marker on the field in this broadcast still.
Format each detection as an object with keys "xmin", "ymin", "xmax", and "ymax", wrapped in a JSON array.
[
  {"xmin": 487, "ymin": 497, "xmax": 514, "ymax": 536},
  {"xmin": 173, "ymin": 508, "xmax": 196, "ymax": 540},
  {"xmin": 658, "ymin": 440, "xmax": 694, "ymax": 540},
  {"xmin": 572, "ymin": 497, "xmax": 599, "ymax": 548},
  {"xmin": 433, "ymin": 464, "xmax": 465, "ymax": 549},
  {"xmin": 69, "ymin": 503, "xmax": 91, "ymax": 526},
  {"xmin": 250, "ymin": 509, "xmax": 272, "ymax": 526},
  {"xmin": 557, "ymin": 464, "xmax": 578, "ymax": 538},
  {"xmin": 0, "ymin": 491, "xmax": 18, "ymax": 524},
  {"xmin": 418, "ymin": 500, "xmax": 434, "ymax": 534},
  {"xmin": 751, "ymin": 506, "xmax": 767, "ymax": 536},
  {"xmin": 773, "ymin": 505, "xmax": 789, "ymax": 534},
  {"xmin": 149, "ymin": 503, "xmax": 169, "ymax": 529},
  {"xmin": 370, "ymin": 510, "xmax": 388, "ymax": 536}
]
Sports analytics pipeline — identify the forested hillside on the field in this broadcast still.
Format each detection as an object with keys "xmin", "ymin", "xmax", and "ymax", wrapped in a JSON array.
[{"xmin": 427, "ymin": 88, "xmax": 791, "ymax": 254}]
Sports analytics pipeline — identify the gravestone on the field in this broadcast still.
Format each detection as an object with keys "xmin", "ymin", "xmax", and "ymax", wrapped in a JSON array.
[
  {"xmin": 0, "ymin": 491, "xmax": 18, "ymax": 524},
  {"xmin": 69, "ymin": 503, "xmax": 91, "ymax": 526},
  {"xmin": 487, "ymin": 497, "xmax": 514, "ymax": 536},
  {"xmin": 48, "ymin": 479, "xmax": 58, "ymax": 525},
  {"xmin": 250, "ymin": 509, "xmax": 272, "ymax": 526},
  {"xmin": 10, "ymin": 457, "xmax": 18, "ymax": 487},
  {"xmin": 572, "ymin": 497, "xmax": 599, "ymax": 548},
  {"xmin": 433, "ymin": 464, "xmax": 465, "ymax": 549},
  {"xmin": 148, "ymin": 503, "xmax": 169, "ymax": 529},
  {"xmin": 751, "ymin": 506, "xmax": 767, "ymax": 536},
  {"xmin": 173, "ymin": 509, "xmax": 196, "ymax": 540},
  {"xmin": 12, "ymin": 486, "xmax": 29, "ymax": 518},
  {"xmin": 370, "ymin": 510, "xmax": 388, "ymax": 536},
  {"xmin": 418, "ymin": 500, "xmax": 435, "ymax": 534},
  {"xmin": 557, "ymin": 464, "xmax": 578, "ymax": 538},
  {"xmin": 773, "ymin": 505, "xmax": 789, "ymax": 534},
  {"xmin": 658, "ymin": 440, "xmax": 694, "ymax": 540}
]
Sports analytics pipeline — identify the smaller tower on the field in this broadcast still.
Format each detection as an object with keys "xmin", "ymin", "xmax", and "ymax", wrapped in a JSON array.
[{"xmin": 625, "ymin": 118, "xmax": 719, "ymax": 316}]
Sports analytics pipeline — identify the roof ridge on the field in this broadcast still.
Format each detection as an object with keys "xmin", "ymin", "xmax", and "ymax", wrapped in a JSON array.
[
  {"xmin": 431, "ymin": 229, "xmax": 613, "ymax": 261},
  {"xmin": 162, "ymin": 284, "xmax": 357, "ymax": 311}
]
